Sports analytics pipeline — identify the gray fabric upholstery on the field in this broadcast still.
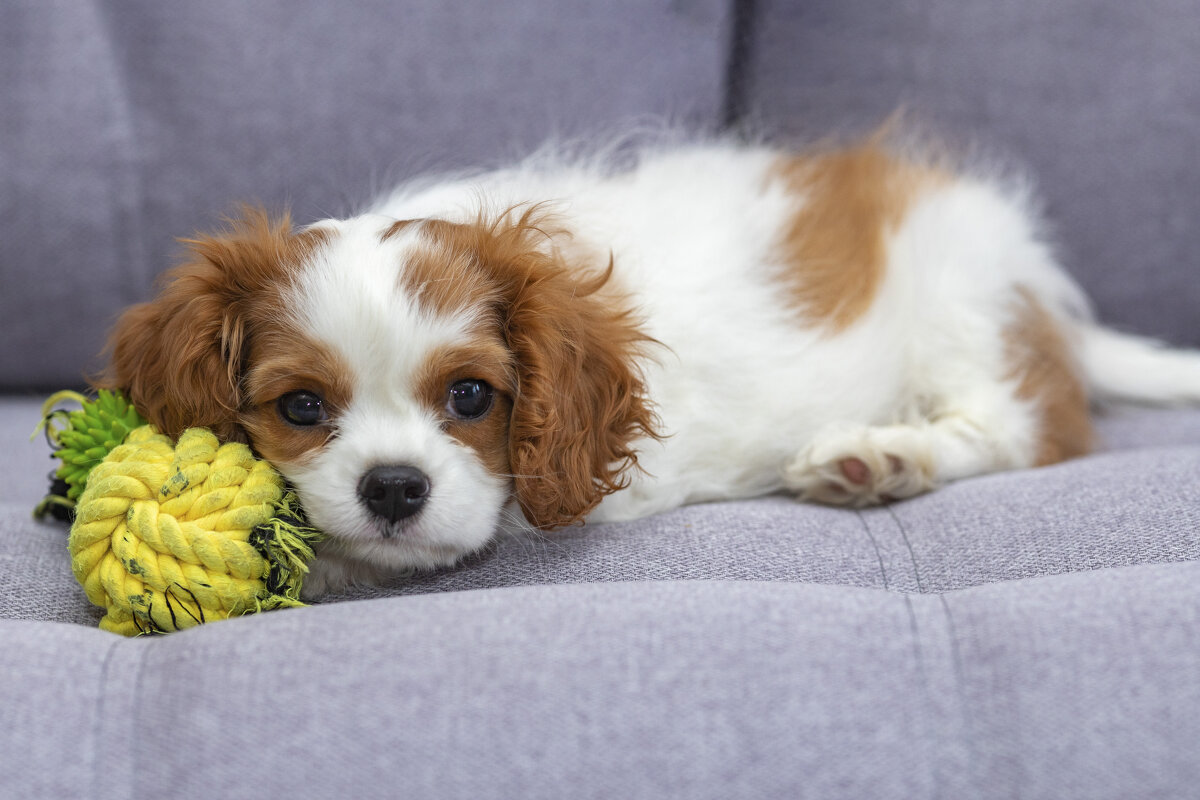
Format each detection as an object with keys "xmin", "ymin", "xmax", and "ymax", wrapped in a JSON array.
[
  {"xmin": 3, "ymin": 2, "xmax": 1200, "ymax": 798},
  {"xmin": 0, "ymin": 0, "xmax": 731, "ymax": 389},
  {"xmin": 3, "ymin": 567, "xmax": 1198, "ymax": 799},
  {"xmin": 4, "ymin": 399, "xmax": 1200, "ymax": 797}
]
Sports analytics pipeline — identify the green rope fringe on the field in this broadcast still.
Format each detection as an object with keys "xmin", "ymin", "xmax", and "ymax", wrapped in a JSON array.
[
  {"xmin": 249, "ymin": 490, "xmax": 326, "ymax": 608},
  {"xmin": 33, "ymin": 389, "xmax": 149, "ymax": 518}
]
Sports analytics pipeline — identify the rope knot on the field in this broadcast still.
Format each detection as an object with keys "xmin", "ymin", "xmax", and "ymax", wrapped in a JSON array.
[{"xmin": 69, "ymin": 425, "xmax": 288, "ymax": 635}]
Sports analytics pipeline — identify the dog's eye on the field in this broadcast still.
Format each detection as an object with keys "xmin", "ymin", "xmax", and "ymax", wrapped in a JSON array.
[
  {"xmin": 446, "ymin": 379, "xmax": 494, "ymax": 420},
  {"xmin": 278, "ymin": 391, "xmax": 326, "ymax": 426}
]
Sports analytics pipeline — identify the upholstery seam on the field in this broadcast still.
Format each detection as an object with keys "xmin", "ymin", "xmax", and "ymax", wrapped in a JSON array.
[
  {"xmin": 887, "ymin": 504, "xmax": 926, "ymax": 593},
  {"xmin": 938, "ymin": 593, "xmax": 981, "ymax": 793},
  {"xmin": 719, "ymin": 0, "xmax": 758, "ymax": 129},
  {"xmin": 91, "ymin": 0, "xmax": 152, "ymax": 303},
  {"xmin": 89, "ymin": 634, "xmax": 152, "ymax": 800},
  {"xmin": 854, "ymin": 509, "xmax": 891, "ymax": 590},
  {"xmin": 124, "ymin": 638, "xmax": 151, "ymax": 800},
  {"xmin": 88, "ymin": 636, "xmax": 123, "ymax": 797},
  {"xmin": 902, "ymin": 593, "xmax": 943, "ymax": 800}
]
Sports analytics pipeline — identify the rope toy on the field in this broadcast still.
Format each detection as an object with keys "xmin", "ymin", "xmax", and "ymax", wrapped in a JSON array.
[{"xmin": 35, "ymin": 390, "xmax": 323, "ymax": 636}]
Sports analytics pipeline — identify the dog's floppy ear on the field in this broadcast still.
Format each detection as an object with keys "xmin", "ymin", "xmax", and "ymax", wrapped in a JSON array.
[
  {"xmin": 98, "ymin": 208, "xmax": 322, "ymax": 440},
  {"xmin": 472, "ymin": 210, "xmax": 660, "ymax": 528}
]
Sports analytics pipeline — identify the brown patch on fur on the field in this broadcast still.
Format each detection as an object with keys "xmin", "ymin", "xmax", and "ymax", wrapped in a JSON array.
[
  {"xmin": 415, "ymin": 339, "xmax": 517, "ymax": 476},
  {"xmin": 396, "ymin": 218, "xmax": 506, "ymax": 317},
  {"xmin": 96, "ymin": 207, "xmax": 329, "ymax": 442},
  {"xmin": 380, "ymin": 218, "xmax": 416, "ymax": 242},
  {"xmin": 451, "ymin": 393, "xmax": 516, "ymax": 477},
  {"xmin": 403, "ymin": 208, "xmax": 661, "ymax": 528},
  {"xmin": 1004, "ymin": 287, "xmax": 1094, "ymax": 466},
  {"xmin": 774, "ymin": 140, "xmax": 943, "ymax": 331},
  {"xmin": 237, "ymin": 335, "xmax": 354, "ymax": 467}
]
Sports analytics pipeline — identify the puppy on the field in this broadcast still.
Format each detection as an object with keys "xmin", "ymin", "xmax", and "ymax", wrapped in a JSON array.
[{"xmin": 101, "ymin": 132, "xmax": 1200, "ymax": 595}]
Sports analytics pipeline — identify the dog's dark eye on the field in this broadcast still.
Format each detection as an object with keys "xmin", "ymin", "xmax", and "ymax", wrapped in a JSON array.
[
  {"xmin": 446, "ymin": 379, "xmax": 494, "ymax": 420},
  {"xmin": 278, "ymin": 391, "xmax": 326, "ymax": 426}
]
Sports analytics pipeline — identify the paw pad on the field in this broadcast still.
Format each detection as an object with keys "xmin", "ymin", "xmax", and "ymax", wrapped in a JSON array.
[{"xmin": 784, "ymin": 426, "xmax": 935, "ymax": 507}]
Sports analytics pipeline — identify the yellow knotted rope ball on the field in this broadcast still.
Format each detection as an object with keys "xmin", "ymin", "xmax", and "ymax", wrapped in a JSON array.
[
  {"xmin": 69, "ymin": 426, "xmax": 296, "ymax": 635},
  {"xmin": 37, "ymin": 391, "xmax": 322, "ymax": 636}
]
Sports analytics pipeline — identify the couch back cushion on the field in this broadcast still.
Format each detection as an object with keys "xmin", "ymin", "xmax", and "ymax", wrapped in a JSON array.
[
  {"xmin": 744, "ymin": 0, "xmax": 1200, "ymax": 347},
  {"xmin": 5, "ymin": 0, "xmax": 1198, "ymax": 391},
  {"xmin": 0, "ymin": 0, "xmax": 732, "ymax": 389}
]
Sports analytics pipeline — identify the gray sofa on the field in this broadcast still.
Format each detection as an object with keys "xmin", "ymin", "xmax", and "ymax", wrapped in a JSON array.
[{"xmin": 3, "ymin": 2, "xmax": 1199, "ymax": 797}]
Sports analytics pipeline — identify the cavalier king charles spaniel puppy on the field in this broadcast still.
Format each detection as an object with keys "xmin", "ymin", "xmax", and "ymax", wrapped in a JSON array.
[{"xmin": 101, "ymin": 131, "xmax": 1200, "ymax": 595}]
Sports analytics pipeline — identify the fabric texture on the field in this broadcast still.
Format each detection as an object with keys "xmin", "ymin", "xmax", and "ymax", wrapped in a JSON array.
[
  {"xmin": 743, "ymin": 0, "xmax": 1200, "ymax": 348},
  {"xmin": 3, "ymin": 1, "xmax": 1200, "ymax": 798},
  {"xmin": 2, "ymin": 568, "xmax": 1198, "ymax": 800},
  {"xmin": 5, "ymin": 398, "xmax": 1200, "ymax": 797},
  {"xmin": 0, "ymin": 0, "xmax": 731, "ymax": 389},
  {"xmin": 7, "ymin": 396, "xmax": 1200, "ymax": 623}
]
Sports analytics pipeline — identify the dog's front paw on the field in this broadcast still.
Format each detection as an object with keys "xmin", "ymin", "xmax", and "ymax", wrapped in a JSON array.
[{"xmin": 783, "ymin": 423, "xmax": 936, "ymax": 507}]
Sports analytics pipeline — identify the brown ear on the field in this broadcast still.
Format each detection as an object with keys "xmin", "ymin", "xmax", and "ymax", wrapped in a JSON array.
[
  {"xmin": 96, "ymin": 208, "xmax": 319, "ymax": 440},
  {"xmin": 473, "ymin": 212, "xmax": 659, "ymax": 528}
]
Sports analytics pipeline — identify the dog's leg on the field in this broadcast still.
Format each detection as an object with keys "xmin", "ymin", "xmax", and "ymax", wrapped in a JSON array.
[
  {"xmin": 783, "ymin": 393, "xmax": 1040, "ymax": 507},
  {"xmin": 784, "ymin": 275, "xmax": 1103, "ymax": 507},
  {"xmin": 783, "ymin": 421, "xmax": 936, "ymax": 506}
]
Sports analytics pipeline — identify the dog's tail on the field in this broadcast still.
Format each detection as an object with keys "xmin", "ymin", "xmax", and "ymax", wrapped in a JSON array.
[{"xmin": 1077, "ymin": 323, "xmax": 1200, "ymax": 406}]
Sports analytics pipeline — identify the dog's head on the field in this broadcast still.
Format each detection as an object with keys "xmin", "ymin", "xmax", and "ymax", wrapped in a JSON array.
[{"xmin": 102, "ymin": 207, "xmax": 656, "ymax": 578}]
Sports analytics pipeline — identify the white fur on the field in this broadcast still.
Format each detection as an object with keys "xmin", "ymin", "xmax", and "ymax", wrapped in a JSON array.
[
  {"xmin": 280, "ymin": 217, "xmax": 509, "ymax": 594},
  {"xmin": 278, "ymin": 140, "xmax": 1200, "ymax": 594}
]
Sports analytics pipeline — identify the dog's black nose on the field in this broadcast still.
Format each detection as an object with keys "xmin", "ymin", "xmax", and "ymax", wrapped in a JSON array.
[{"xmin": 357, "ymin": 465, "xmax": 431, "ymax": 523}]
